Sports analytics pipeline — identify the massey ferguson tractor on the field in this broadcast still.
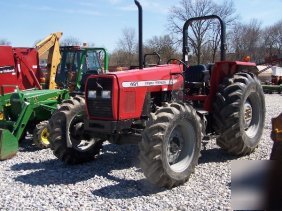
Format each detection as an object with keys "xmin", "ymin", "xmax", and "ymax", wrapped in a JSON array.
[{"xmin": 48, "ymin": 0, "xmax": 265, "ymax": 188}]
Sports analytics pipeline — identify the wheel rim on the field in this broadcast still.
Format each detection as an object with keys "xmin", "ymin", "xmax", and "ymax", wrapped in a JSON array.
[
  {"xmin": 40, "ymin": 127, "xmax": 49, "ymax": 145},
  {"xmin": 166, "ymin": 120, "xmax": 196, "ymax": 173},
  {"xmin": 68, "ymin": 112, "xmax": 96, "ymax": 152},
  {"xmin": 0, "ymin": 112, "xmax": 4, "ymax": 120},
  {"xmin": 243, "ymin": 101, "xmax": 253, "ymax": 129},
  {"xmin": 243, "ymin": 92, "xmax": 261, "ymax": 140}
]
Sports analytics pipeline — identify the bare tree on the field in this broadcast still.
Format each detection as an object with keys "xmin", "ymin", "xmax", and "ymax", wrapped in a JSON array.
[
  {"xmin": 145, "ymin": 35, "xmax": 179, "ymax": 64},
  {"xmin": 60, "ymin": 36, "xmax": 81, "ymax": 46},
  {"xmin": 262, "ymin": 25, "xmax": 277, "ymax": 57},
  {"xmin": 276, "ymin": 21, "xmax": 282, "ymax": 54},
  {"xmin": 168, "ymin": 0, "xmax": 237, "ymax": 64},
  {"xmin": 264, "ymin": 20, "xmax": 282, "ymax": 54},
  {"xmin": 109, "ymin": 50, "xmax": 125, "ymax": 67},
  {"xmin": 206, "ymin": 0, "xmax": 237, "ymax": 62},
  {"xmin": 259, "ymin": 20, "xmax": 282, "ymax": 64},
  {"xmin": 0, "ymin": 39, "xmax": 11, "ymax": 45},
  {"xmin": 118, "ymin": 28, "xmax": 136, "ymax": 54},
  {"xmin": 230, "ymin": 19, "xmax": 262, "ymax": 61},
  {"xmin": 112, "ymin": 27, "xmax": 137, "ymax": 67}
]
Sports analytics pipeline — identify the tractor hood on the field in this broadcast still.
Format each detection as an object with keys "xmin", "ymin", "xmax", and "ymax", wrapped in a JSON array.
[
  {"xmin": 85, "ymin": 64, "xmax": 184, "ymax": 121},
  {"xmin": 106, "ymin": 64, "xmax": 183, "ymax": 88}
]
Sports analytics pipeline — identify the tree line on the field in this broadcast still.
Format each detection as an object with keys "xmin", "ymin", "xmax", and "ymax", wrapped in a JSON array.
[
  {"xmin": 1, "ymin": 0, "xmax": 282, "ymax": 66},
  {"xmin": 110, "ymin": 0, "xmax": 282, "ymax": 66}
]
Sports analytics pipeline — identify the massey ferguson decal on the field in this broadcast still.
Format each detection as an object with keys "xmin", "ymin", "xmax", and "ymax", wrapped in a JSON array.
[
  {"xmin": 0, "ymin": 66, "xmax": 15, "ymax": 74},
  {"xmin": 122, "ymin": 79, "xmax": 177, "ymax": 88}
]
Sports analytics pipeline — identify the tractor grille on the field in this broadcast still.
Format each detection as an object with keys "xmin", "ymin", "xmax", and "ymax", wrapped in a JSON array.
[{"xmin": 87, "ymin": 77, "xmax": 113, "ymax": 119}]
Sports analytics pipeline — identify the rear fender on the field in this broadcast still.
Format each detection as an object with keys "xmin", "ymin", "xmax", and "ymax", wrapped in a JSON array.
[{"xmin": 204, "ymin": 61, "xmax": 258, "ymax": 111}]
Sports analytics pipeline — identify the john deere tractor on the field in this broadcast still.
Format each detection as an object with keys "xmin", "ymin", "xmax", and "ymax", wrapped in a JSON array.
[
  {"xmin": 0, "ymin": 46, "xmax": 108, "ymax": 160},
  {"xmin": 48, "ymin": 1, "xmax": 265, "ymax": 188}
]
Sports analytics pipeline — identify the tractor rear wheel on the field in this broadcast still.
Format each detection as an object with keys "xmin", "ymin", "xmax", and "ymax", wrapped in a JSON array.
[
  {"xmin": 139, "ymin": 102, "xmax": 202, "ymax": 188},
  {"xmin": 33, "ymin": 121, "xmax": 50, "ymax": 149},
  {"xmin": 213, "ymin": 72, "xmax": 265, "ymax": 155},
  {"xmin": 48, "ymin": 96, "xmax": 103, "ymax": 164}
]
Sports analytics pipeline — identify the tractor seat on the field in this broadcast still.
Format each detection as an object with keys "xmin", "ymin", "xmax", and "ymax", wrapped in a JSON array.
[{"xmin": 185, "ymin": 64, "xmax": 210, "ymax": 83}]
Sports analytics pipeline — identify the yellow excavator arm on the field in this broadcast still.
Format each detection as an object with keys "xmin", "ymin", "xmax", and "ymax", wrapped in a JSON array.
[{"xmin": 35, "ymin": 32, "xmax": 63, "ymax": 89}]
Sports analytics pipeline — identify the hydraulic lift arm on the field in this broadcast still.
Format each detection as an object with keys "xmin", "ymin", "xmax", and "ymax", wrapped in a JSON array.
[{"xmin": 35, "ymin": 32, "xmax": 63, "ymax": 89}]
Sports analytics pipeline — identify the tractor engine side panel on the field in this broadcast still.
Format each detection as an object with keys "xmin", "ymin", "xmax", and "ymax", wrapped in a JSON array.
[{"xmin": 118, "ymin": 69, "xmax": 183, "ymax": 119}]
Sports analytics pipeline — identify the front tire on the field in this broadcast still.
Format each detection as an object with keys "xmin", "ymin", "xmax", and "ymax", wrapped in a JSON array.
[
  {"xmin": 213, "ymin": 72, "xmax": 265, "ymax": 155},
  {"xmin": 139, "ymin": 102, "xmax": 202, "ymax": 188},
  {"xmin": 48, "ymin": 96, "xmax": 103, "ymax": 164},
  {"xmin": 33, "ymin": 121, "xmax": 50, "ymax": 149}
]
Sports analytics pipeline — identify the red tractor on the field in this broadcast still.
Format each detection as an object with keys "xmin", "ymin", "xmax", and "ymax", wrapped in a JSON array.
[{"xmin": 48, "ymin": 0, "xmax": 265, "ymax": 188}]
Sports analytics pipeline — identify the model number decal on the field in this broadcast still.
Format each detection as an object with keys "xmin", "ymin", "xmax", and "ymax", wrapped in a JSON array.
[
  {"xmin": 0, "ymin": 66, "xmax": 15, "ymax": 74},
  {"xmin": 122, "ymin": 79, "xmax": 177, "ymax": 88}
]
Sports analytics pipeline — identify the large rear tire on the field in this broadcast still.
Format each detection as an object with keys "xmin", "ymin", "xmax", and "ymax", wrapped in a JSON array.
[
  {"xmin": 213, "ymin": 72, "xmax": 265, "ymax": 155},
  {"xmin": 48, "ymin": 96, "xmax": 102, "ymax": 164},
  {"xmin": 139, "ymin": 102, "xmax": 202, "ymax": 188}
]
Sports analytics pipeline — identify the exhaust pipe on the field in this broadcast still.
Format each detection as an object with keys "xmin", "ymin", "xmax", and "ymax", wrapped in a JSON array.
[{"xmin": 134, "ymin": 0, "xmax": 143, "ymax": 69}]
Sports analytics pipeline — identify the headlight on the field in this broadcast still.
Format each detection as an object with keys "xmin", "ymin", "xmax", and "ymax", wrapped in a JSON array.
[
  {"xmin": 88, "ymin": 90, "xmax": 96, "ymax": 98},
  {"xmin": 102, "ymin": 90, "xmax": 111, "ymax": 99}
]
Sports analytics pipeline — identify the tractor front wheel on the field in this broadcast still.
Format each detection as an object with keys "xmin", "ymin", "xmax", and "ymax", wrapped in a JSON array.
[
  {"xmin": 139, "ymin": 102, "xmax": 202, "ymax": 188},
  {"xmin": 48, "ymin": 96, "xmax": 103, "ymax": 164},
  {"xmin": 213, "ymin": 72, "xmax": 265, "ymax": 155},
  {"xmin": 33, "ymin": 121, "xmax": 50, "ymax": 149}
]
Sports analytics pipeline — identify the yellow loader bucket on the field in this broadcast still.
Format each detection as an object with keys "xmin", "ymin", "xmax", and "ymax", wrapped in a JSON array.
[{"xmin": 0, "ymin": 129, "xmax": 18, "ymax": 160}]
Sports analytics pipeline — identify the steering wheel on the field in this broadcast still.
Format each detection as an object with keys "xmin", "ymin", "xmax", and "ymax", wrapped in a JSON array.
[{"xmin": 167, "ymin": 58, "xmax": 189, "ymax": 70}]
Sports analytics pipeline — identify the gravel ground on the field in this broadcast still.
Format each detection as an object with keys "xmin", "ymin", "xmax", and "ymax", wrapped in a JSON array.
[{"xmin": 0, "ymin": 94, "xmax": 281, "ymax": 210}]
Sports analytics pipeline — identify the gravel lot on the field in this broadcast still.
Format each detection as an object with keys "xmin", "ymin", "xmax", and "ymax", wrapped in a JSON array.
[{"xmin": 0, "ymin": 94, "xmax": 281, "ymax": 210}]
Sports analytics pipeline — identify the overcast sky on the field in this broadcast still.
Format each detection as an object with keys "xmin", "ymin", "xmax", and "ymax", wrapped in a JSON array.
[{"xmin": 0, "ymin": 0, "xmax": 282, "ymax": 52}]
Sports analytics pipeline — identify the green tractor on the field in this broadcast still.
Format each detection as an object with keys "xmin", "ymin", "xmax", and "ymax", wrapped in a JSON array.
[
  {"xmin": 55, "ymin": 46, "xmax": 108, "ymax": 94},
  {"xmin": 0, "ymin": 88, "xmax": 69, "ymax": 159},
  {"xmin": 0, "ymin": 46, "xmax": 108, "ymax": 160}
]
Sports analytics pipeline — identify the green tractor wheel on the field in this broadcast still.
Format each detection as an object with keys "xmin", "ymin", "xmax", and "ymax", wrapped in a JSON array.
[{"xmin": 33, "ymin": 121, "xmax": 50, "ymax": 149}]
